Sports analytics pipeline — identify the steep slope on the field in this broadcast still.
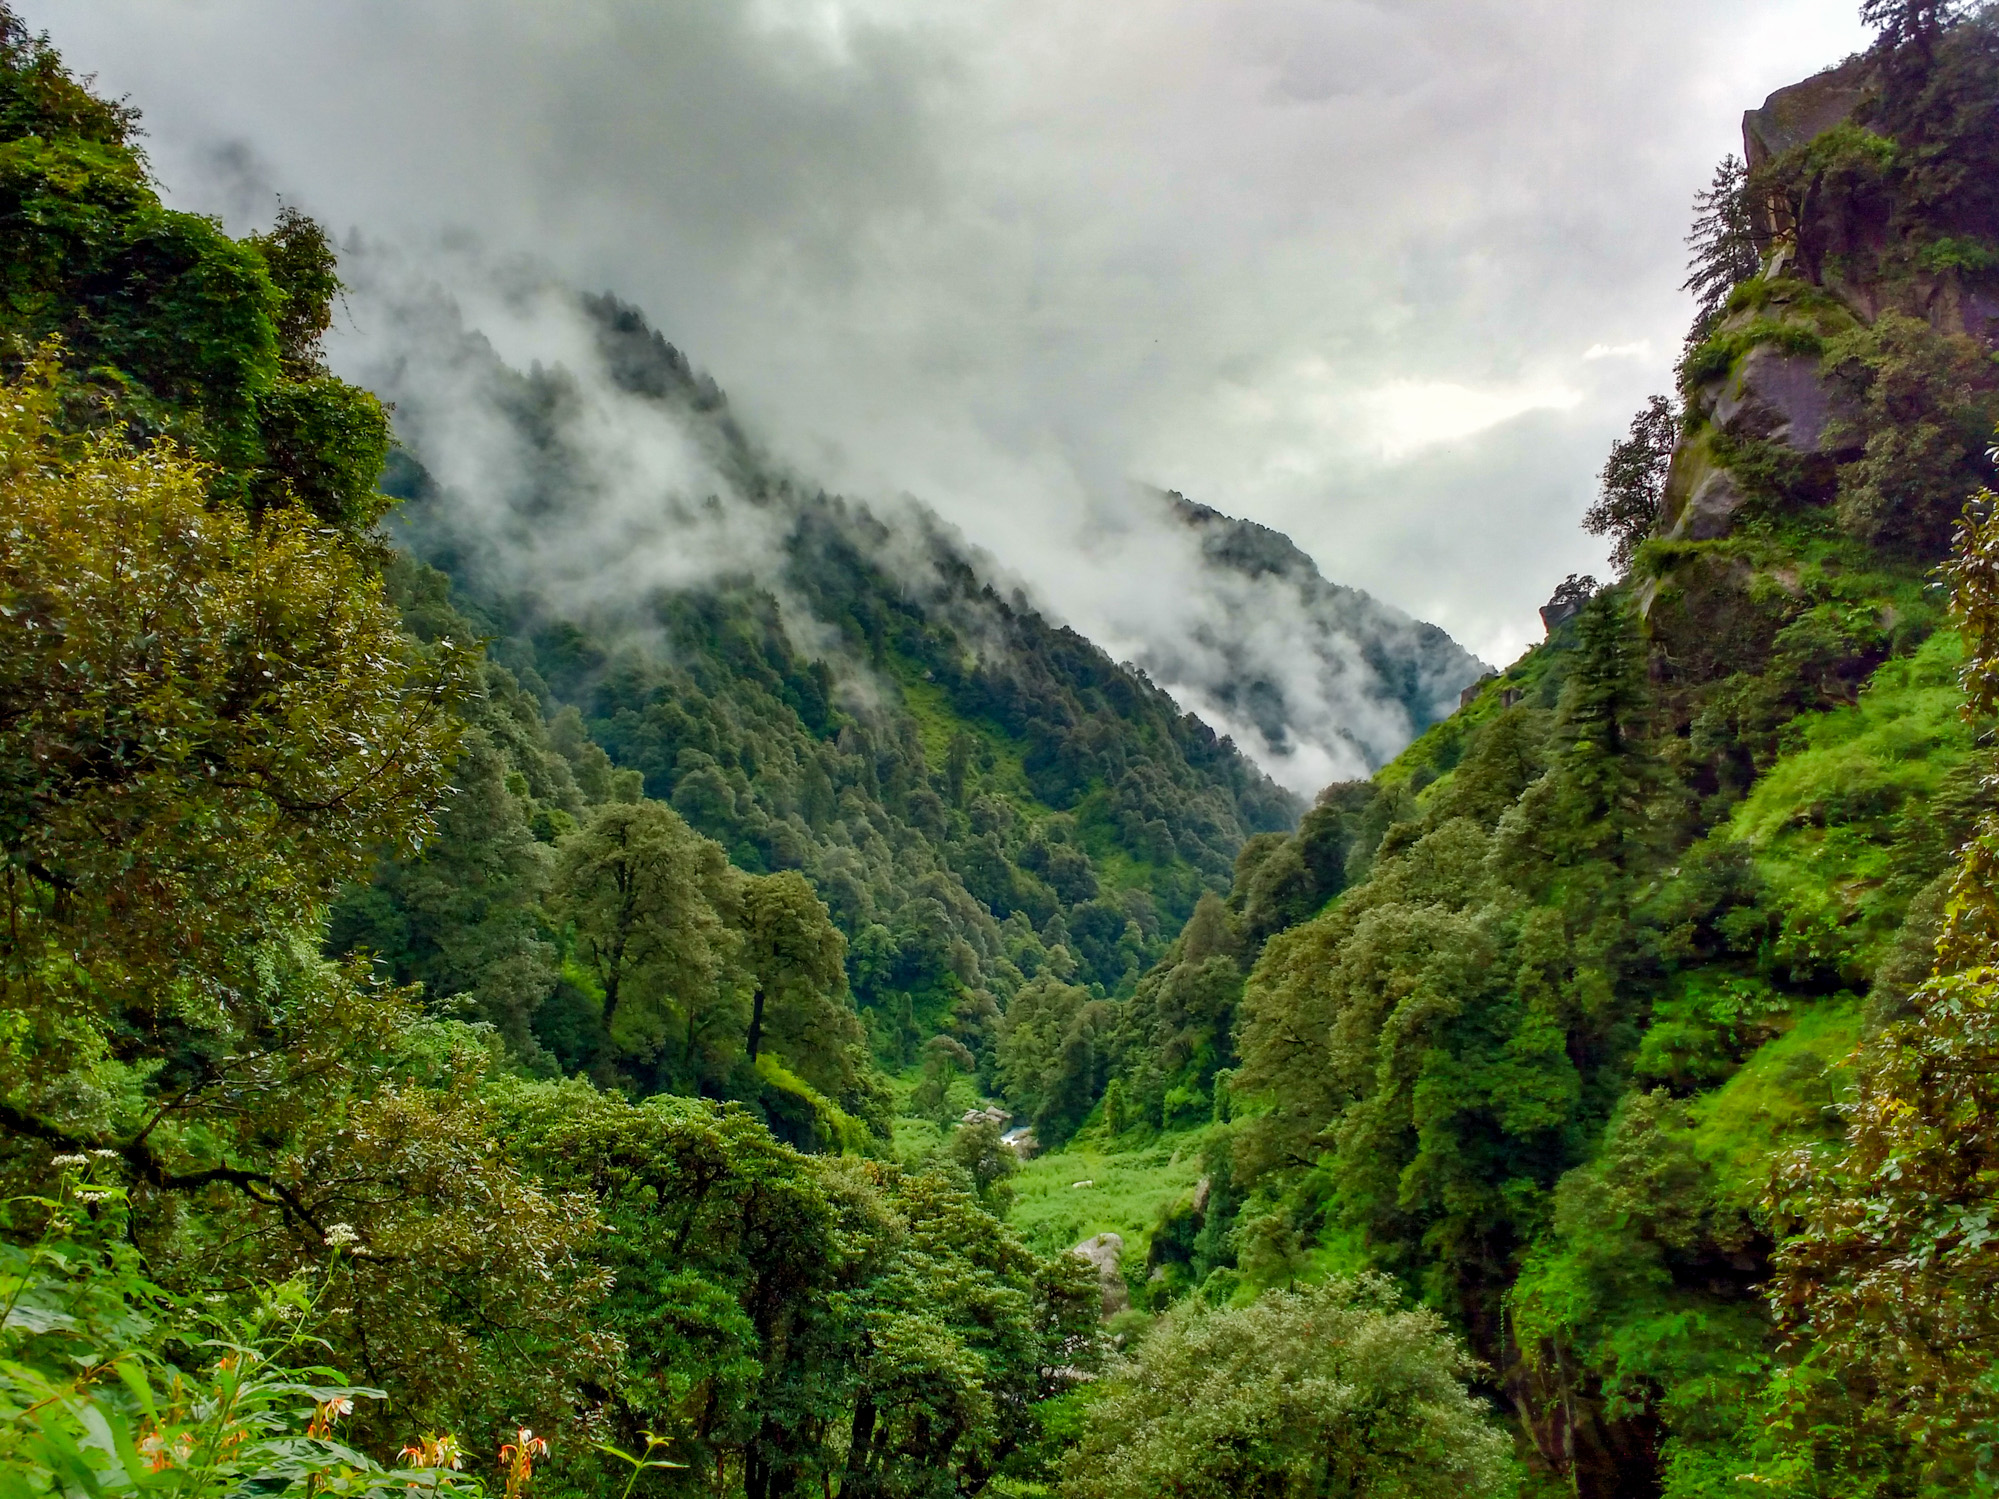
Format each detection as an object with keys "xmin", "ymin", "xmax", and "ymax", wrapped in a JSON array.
[
  {"xmin": 0, "ymin": 28, "xmax": 1122, "ymax": 1499},
  {"xmin": 1131, "ymin": 491, "xmax": 1487, "ymax": 788},
  {"xmin": 332, "ymin": 283, "xmax": 1302, "ymax": 1089},
  {"xmin": 1034, "ymin": 17, "xmax": 1999, "ymax": 1498}
]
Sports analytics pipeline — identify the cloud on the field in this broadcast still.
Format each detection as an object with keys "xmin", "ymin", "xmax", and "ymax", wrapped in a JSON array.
[
  {"xmin": 332, "ymin": 246, "xmax": 1483, "ymax": 797},
  {"xmin": 33, "ymin": 0, "xmax": 1872, "ymax": 677}
]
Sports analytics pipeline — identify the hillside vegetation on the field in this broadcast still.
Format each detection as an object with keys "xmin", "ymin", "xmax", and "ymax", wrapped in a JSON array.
[
  {"xmin": 1033, "ymin": 7, "xmax": 1999, "ymax": 1496},
  {"xmin": 8, "ymin": 4, "xmax": 1999, "ymax": 1499},
  {"xmin": 337, "ymin": 291, "xmax": 1310, "ymax": 1128}
]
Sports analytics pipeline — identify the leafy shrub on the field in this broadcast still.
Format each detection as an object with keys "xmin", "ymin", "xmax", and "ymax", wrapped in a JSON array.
[
  {"xmin": 1, "ymin": 1164, "xmax": 478, "ymax": 1499},
  {"xmin": 1061, "ymin": 1276, "xmax": 1516, "ymax": 1499}
]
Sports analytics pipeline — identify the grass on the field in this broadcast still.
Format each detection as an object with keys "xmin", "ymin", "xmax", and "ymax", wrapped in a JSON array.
[
  {"xmin": 1007, "ymin": 1127, "xmax": 1211, "ymax": 1261},
  {"xmin": 1691, "ymin": 999, "xmax": 1863, "ymax": 1206},
  {"xmin": 1729, "ymin": 631, "xmax": 1967, "ymax": 851},
  {"xmin": 1725, "ymin": 630, "xmax": 1970, "ymax": 978},
  {"xmin": 885, "ymin": 1064, "xmax": 988, "ymax": 1167},
  {"xmin": 893, "ymin": 666, "xmax": 1047, "ymax": 815}
]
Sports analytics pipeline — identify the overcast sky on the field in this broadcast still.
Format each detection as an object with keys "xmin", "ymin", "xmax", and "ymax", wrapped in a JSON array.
[{"xmin": 36, "ymin": 0, "xmax": 1871, "ymax": 666}]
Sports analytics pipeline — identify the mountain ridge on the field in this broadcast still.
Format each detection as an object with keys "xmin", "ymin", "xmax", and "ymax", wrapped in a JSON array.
[{"xmin": 1153, "ymin": 488, "xmax": 1489, "ymax": 782}]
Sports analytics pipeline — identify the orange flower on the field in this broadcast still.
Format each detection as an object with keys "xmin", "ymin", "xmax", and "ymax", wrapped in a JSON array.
[
  {"xmin": 498, "ymin": 1428, "xmax": 549, "ymax": 1499},
  {"xmin": 307, "ymin": 1397, "xmax": 354, "ymax": 1439},
  {"xmin": 398, "ymin": 1434, "xmax": 465, "ymax": 1471},
  {"xmin": 137, "ymin": 1428, "xmax": 194, "ymax": 1472}
]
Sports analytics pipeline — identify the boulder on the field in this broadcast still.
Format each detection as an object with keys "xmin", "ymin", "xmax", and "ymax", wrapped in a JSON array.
[
  {"xmin": 1072, "ymin": 1232, "xmax": 1130, "ymax": 1317},
  {"xmin": 1673, "ymin": 467, "xmax": 1749, "ymax": 542},
  {"xmin": 1712, "ymin": 344, "xmax": 1854, "ymax": 455},
  {"xmin": 1539, "ymin": 596, "xmax": 1583, "ymax": 634}
]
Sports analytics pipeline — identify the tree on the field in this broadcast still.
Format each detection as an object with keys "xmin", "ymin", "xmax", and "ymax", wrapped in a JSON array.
[
  {"xmin": 912, "ymin": 1034, "xmax": 976, "ymax": 1121},
  {"xmin": 1860, "ymin": 0, "xmax": 1968, "ymax": 55},
  {"xmin": 496, "ymin": 1081, "xmax": 1099, "ymax": 1499},
  {"xmin": 1584, "ymin": 395, "xmax": 1677, "ymax": 571},
  {"xmin": 732, "ymin": 869, "xmax": 858, "ymax": 1092},
  {"xmin": 0, "ymin": 351, "xmax": 468, "ymax": 1107},
  {"xmin": 1683, "ymin": 155, "xmax": 1758, "ymax": 343},
  {"xmin": 945, "ymin": 1114, "xmax": 1019, "ymax": 1215},
  {"xmin": 1061, "ymin": 1277, "xmax": 1516, "ymax": 1499},
  {"xmin": 550, "ymin": 800, "xmax": 743, "ymax": 1084},
  {"xmin": 1763, "ymin": 486, "xmax": 1999, "ymax": 1487},
  {"xmin": 995, "ymin": 967, "xmax": 1115, "ymax": 1147},
  {"xmin": 1822, "ymin": 310, "xmax": 1999, "ymax": 554}
]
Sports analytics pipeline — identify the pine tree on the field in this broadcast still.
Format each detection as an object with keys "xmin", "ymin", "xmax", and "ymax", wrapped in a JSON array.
[
  {"xmin": 1683, "ymin": 155, "xmax": 1758, "ymax": 344},
  {"xmin": 1859, "ymin": 0, "xmax": 1966, "ymax": 54}
]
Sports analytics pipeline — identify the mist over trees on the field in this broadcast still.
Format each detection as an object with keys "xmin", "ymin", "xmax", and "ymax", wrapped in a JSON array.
[{"xmin": 10, "ymin": 2, "xmax": 1999, "ymax": 1499}]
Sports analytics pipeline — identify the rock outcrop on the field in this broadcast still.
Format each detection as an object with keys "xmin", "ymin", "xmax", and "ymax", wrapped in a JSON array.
[
  {"xmin": 1743, "ymin": 59, "xmax": 1867, "ymax": 169},
  {"xmin": 1071, "ymin": 1232, "xmax": 1130, "ymax": 1317},
  {"xmin": 1711, "ymin": 343, "xmax": 1848, "ymax": 455}
]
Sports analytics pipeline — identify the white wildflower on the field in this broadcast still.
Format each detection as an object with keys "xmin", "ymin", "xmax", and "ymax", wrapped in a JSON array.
[
  {"xmin": 324, "ymin": 1222, "xmax": 361, "ymax": 1250},
  {"xmin": 50, "ymin": 1153, "xmax": 88, "ymax": 1168}
]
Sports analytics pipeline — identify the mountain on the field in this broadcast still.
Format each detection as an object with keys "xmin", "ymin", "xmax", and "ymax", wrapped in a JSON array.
[
  {"xmin": 12, "ymin": 7, "xmax": 1999, "ymax": 1499},
  {"xmin": 328, "ymin": 277, "xmax": 1302, "ymax": 1097},
  {"xmin": 1141, "ymin": 490, "xmax": 1488, "ymax": 786},
  {"xmin": 1070, "ymin": 19, "xmax": 1999, "ymax": 1497}
]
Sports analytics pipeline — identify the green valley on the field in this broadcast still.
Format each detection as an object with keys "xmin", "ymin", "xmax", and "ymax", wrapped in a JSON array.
[{"xmin": 10, "ymin": 4, "xmax": 1999, "ymax": 1499}]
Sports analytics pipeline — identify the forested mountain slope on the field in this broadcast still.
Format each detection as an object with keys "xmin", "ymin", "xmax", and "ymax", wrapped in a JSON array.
[
  {"xmin": 1142, "ymin": 490, "xmax": 1488, "ymax": 784},
  {"xmin": 1052, "ymin": 11, "xmax": 1999, "ymax": 1496},
  {"xmin": 13, "ymin": 5, "xmax": 1999, "ymax": 1499},
  {"xmin": 325, "ymin": 284, "xmax": 1309, "ymax": 1099},
  {"xmin": 0, "ymin": 15, "xmax": 1134, "ymax": 1495}
]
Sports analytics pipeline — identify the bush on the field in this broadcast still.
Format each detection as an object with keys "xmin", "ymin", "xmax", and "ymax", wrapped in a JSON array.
[
  {"xmin": 0, "ymin": 1163, "xmax": 478, "ymax": 1499},
  {"xmin": 1061, "ymin": 1277, "xmax": 1516, "ymax": 1499}
]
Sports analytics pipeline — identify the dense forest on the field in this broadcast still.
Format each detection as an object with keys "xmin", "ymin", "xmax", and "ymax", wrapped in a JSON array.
[
  {"xmin": 333, "ymin": 289, "xmax": 1305, "ymax": 1127},
  {"xmin": 9, "ymin": 2, "xmax": 1999, "ymax": 1498}
]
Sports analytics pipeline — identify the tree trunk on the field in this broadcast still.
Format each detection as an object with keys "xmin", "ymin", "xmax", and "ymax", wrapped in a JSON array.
[{"xmin": 747, "ymin": 982, "xmax": 767, "ymax": 1062}]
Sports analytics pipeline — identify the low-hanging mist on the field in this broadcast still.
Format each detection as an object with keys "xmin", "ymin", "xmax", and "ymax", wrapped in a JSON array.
[{"xmin": 333, "ymin": 247, "xmax": 1483, "ymax": 792}]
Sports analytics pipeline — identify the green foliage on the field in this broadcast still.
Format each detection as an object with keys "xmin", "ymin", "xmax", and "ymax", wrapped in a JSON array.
[
  {"xmin": 944, "ymin": 1116, "xmax": 1020, "ymax": 1216},
  {"xmin": 1218, "ymin": 520, "xmax": 1974, "ymax": 1485},
  {"xmin": 1586, "ymin": 395, "xmax": 1679, "ymax": 573},
  {"xmin": 1683, "ymin": 155, "xmax": 1759, "ymax": 344},
  {"xmin": 0, "ymin": 22, "xmax": 389, "ymax": 531},
  {"xmin": 1061, "ymin": 1277, "xmax": 1517, "ymax": 1499},
  {"xmin": 1822, "ymin": 310, "xmax": 1999, "ymax": 552},
  {"xmin": 495, "ymin": 1081, "xmax": 1102, "ymax": 1498},
  {"xmin": 1757, "ymin": 492, "xmax": 1999, "ymax": 1493},
  {"xmin": 0, "ymin": 352, "xmax": 469, "ymax": 1105},
  {"xmin": 996, "ymin": 966, "xmax": 1115, "ymax": 1148},
  {"xmin": 0, "ymin": 24, "xmax": 1163, "ymax": 1499},
  {"xmin": 1, "ymin": 1170, "xmax": 479, "ymax": 1499},
  {"xmin": 1006, "ymin": 1134, "xmax": 1210, "ymax": 1265},
  {"xmin": 378, "ymin": 293, "xmax": 1295, "ymax": 1057}
]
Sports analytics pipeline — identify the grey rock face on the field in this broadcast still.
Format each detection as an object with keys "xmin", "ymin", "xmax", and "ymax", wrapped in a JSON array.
[
  {"xmin": 1712, "ymin": 345, "xmax": 1854, "ymax": 456},
  {"xmin": 1072, "ymin": 1232, "xmax": 1130, "ymax": 1317},
  {"xmin": 1679, "ymin": 468, "xmax": 1750, "ymax": 541},
  {"xmin": 1539, "ymin": 597, "xmax": 1583, "ymax": 634},
  {"xmin": 1743, "ymin": 60, "xmax": 1866, "ymax": 169}
]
